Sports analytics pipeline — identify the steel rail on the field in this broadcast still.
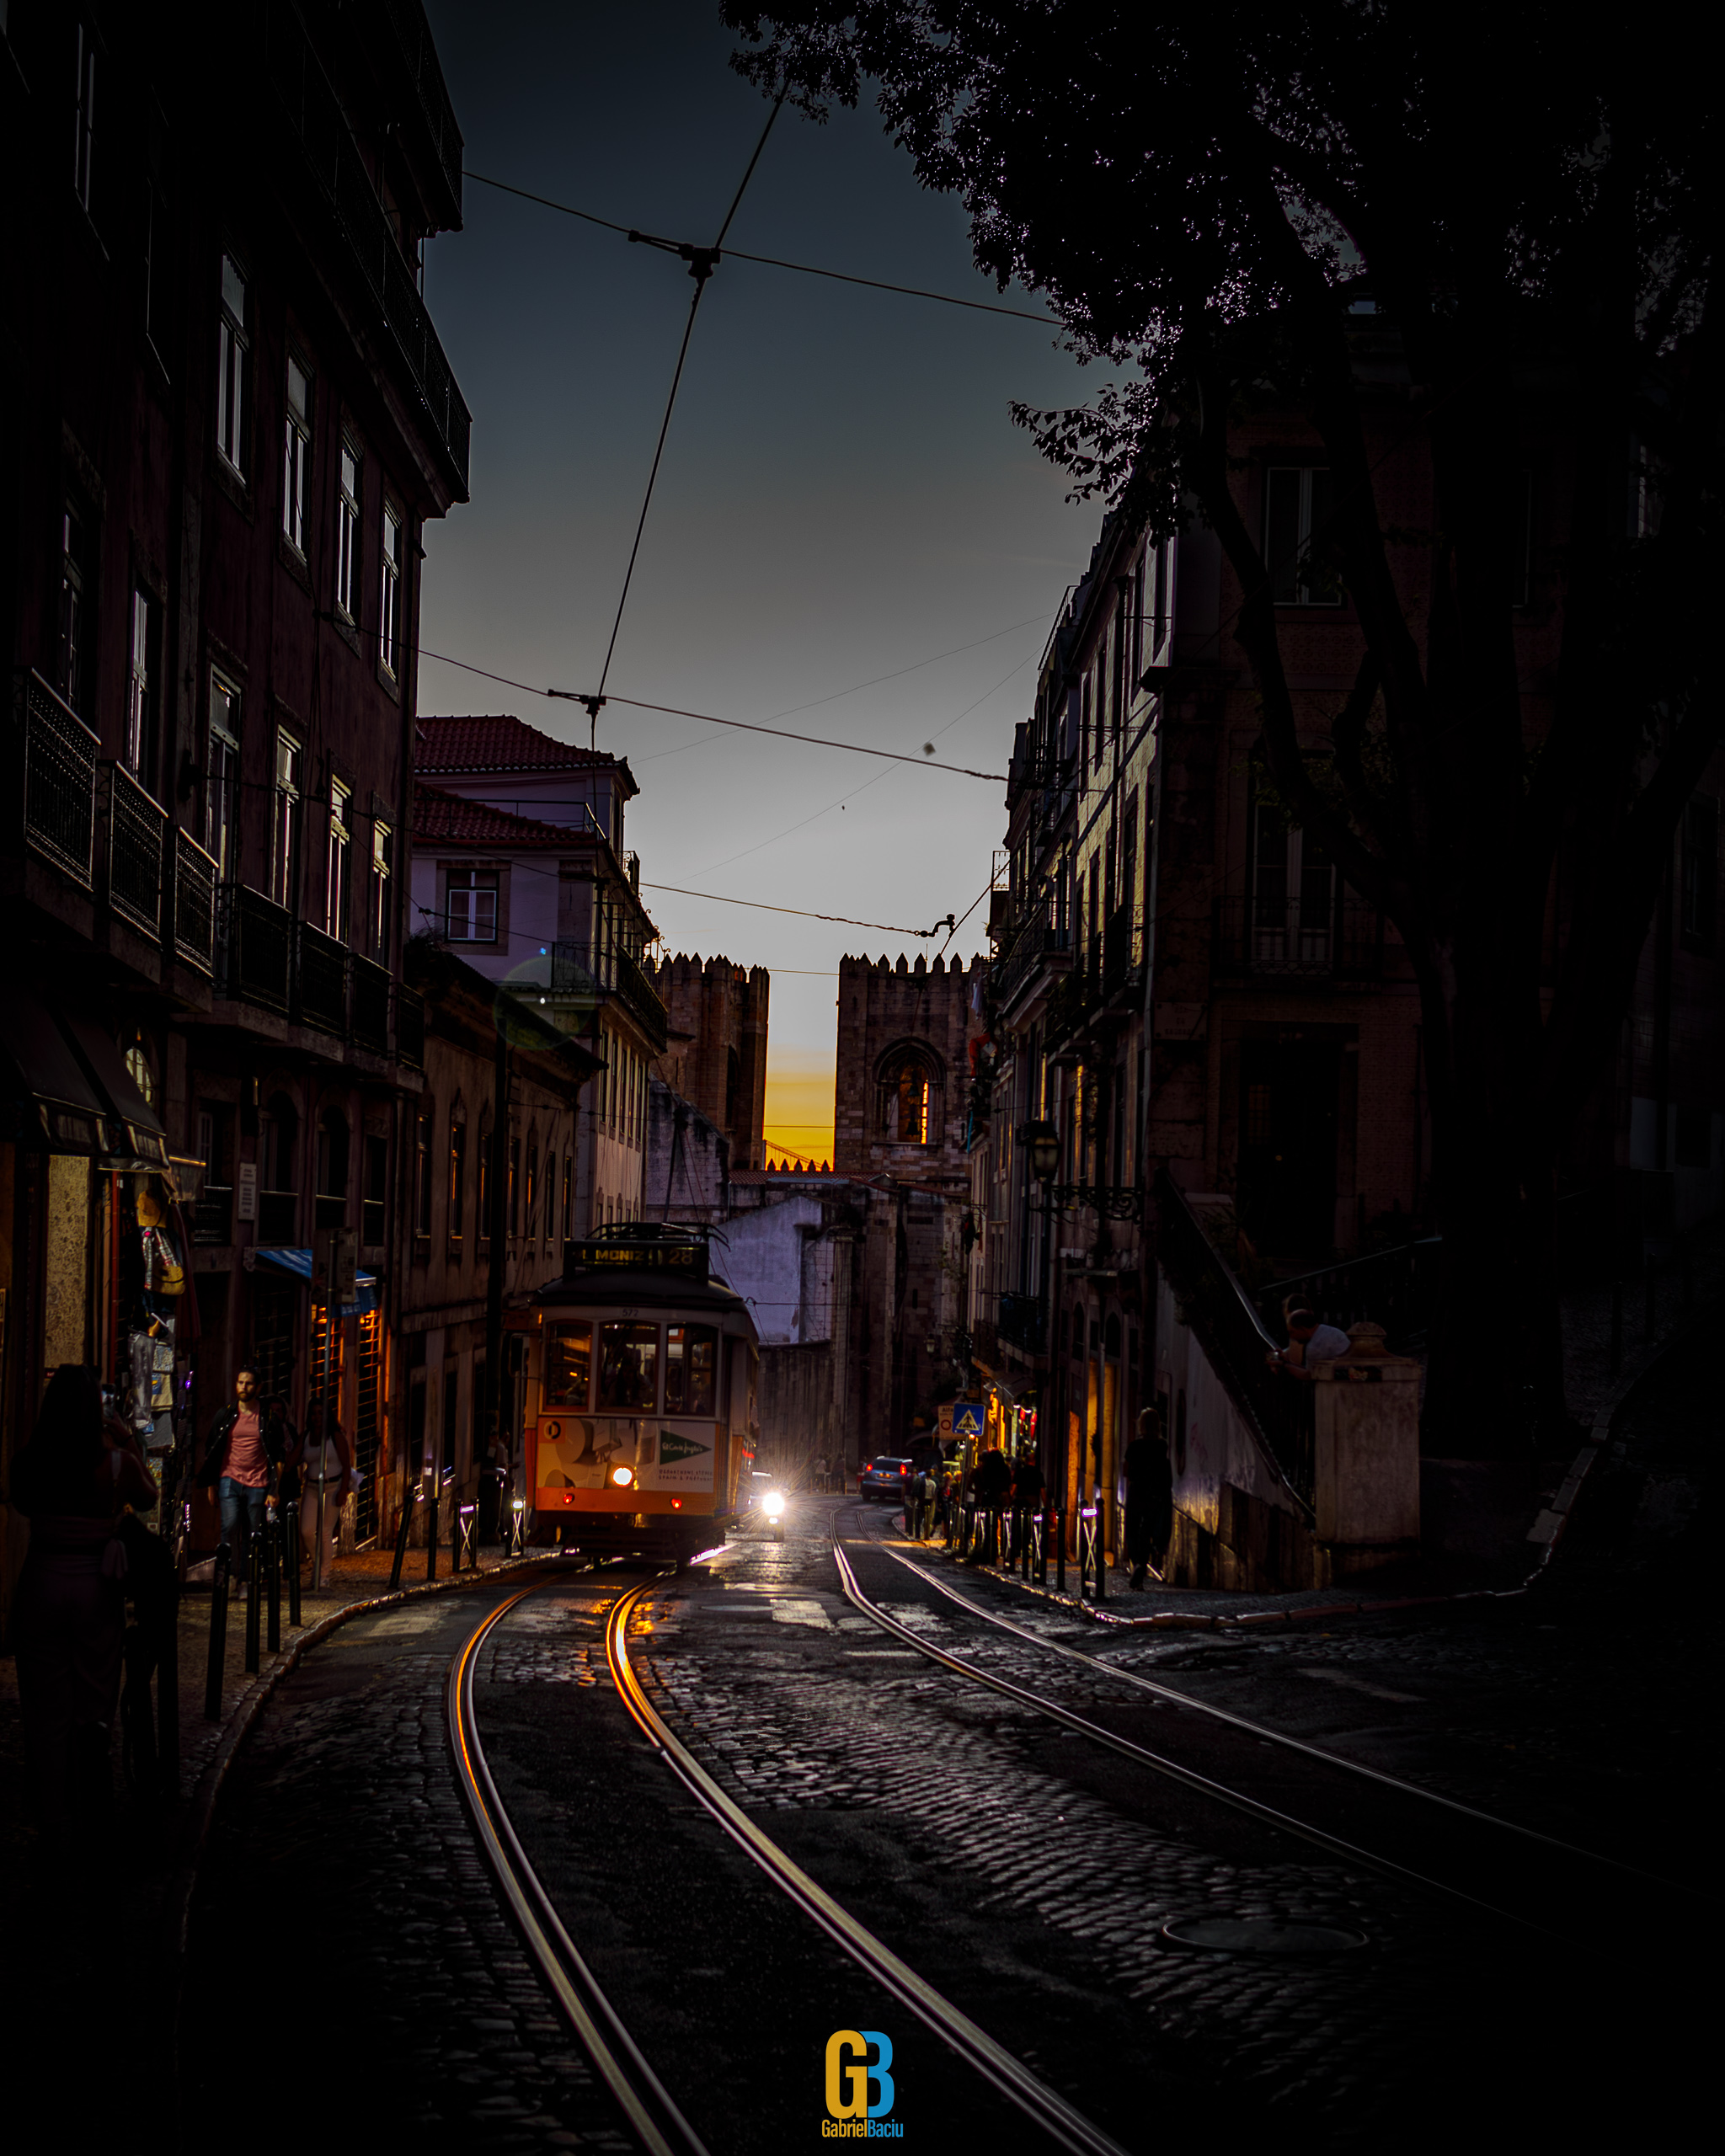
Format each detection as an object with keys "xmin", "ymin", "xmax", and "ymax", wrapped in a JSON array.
[
  {"xmin": 829, "ymin": 1538, "xmax": 1560, "ymax": 1940},
  {"xmin": 447, "ymin": 1581, "xmax": 712, "ymax": 2156},
  {"xmin": 604, "ymin": 1577, "xmax": 1131, "ymax": 2156},
  {"xmin": 862, "ymin": 1532, "xmax": 1662, "ymax": 1883}
]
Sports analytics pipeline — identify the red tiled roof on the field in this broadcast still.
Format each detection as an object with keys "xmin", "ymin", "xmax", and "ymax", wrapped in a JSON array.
[
  {"xmin": 415, "ymin": 714, "xmax": 621, "ymax": 776},
  {"xmin": 413, "ymin": 782, "xmax": 587, "ymax": 852}
]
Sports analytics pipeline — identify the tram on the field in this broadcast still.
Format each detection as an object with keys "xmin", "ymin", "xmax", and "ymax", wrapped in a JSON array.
[{"xmin": 523, "ymin": 1224, "xmax": 760, "ymax": 1564}]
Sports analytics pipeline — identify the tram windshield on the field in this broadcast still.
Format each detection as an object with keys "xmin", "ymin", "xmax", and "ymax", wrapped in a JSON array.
[
  {"xmin": 665, "ymin": 1325, "xmax": 718, "ymax": 1417},
  {"xmin": 544, "ymin": 1323, "xmax": 592, "ymax": 1410},
  {"xmin": 597, "ymin": 1321, "xmax": 659, "ymax": 1412}
]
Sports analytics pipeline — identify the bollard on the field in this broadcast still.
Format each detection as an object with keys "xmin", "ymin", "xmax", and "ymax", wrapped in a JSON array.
[
  {"xmin": 508, "ymin": 1496, "xmax": 525, "ymax": 1561},
  {"xmin": 388, "ymin": 1486, "xmax": 417, "ymax": 1591},
  {"xmin": 264, "ymin": 1500, "xmax": 281, "ymax": 1654},
  {"xmin": 457, "ymin": 1502, "xmax": 478, "ymax": 1572},
  {"xmin": 426, "ymin": 1486, "xmax": 440, "ymax": 1582},
  {"xmin": 243, "ymin": 1523, "xmax": 263, "ymax": 1673},
  {"xmin": 1609, "ymin": 1281, "xmax": 1623, "ymax": 1380},
  {"xmin": 1095, "ymin": 1509, "xmax": 1107, "ymax": 1603},
  {"xmin": 1055, "ymin": 1508, "xmax": 1065, "ymax": 1595},
  {"xmin": 1023, "ymin": 1510, "xmax": 1033, "ymax": 1582},
  {"xmin": 205, "ymin": 1540, "xmax": 232, "ymax": 1721}
]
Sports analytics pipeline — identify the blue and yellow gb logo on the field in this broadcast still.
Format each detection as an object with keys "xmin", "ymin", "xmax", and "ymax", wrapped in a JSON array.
[{"xmin": 823, "ymin": 2030, "xmax": 902, "ymax": 2138}]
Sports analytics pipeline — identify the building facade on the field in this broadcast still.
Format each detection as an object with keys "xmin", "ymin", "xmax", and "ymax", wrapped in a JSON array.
[{"xmin": 1, "ymin": 0, "xmax": 469, "ymax": 1617}]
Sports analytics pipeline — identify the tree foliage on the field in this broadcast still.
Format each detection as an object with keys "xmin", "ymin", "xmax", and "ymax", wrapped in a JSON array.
[{"xmin": 724, "ymin": 3, "xmax": 1722, "ymax": 1443}]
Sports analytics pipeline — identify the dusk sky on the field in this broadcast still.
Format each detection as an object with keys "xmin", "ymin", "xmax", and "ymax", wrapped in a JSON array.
[{"xmin": 418, "ymin": 1, "xmax": 1102, "ymax": 1159}]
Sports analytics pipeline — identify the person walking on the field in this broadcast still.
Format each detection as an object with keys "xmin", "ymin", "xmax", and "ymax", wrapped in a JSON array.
[
  {"xmin": 1009, "ymin": 1449, "xmax": 1045, "ymax": 1564},
  {"xmin": 196, "ymin": 1364, "xmax": 286, "ymax": 1596},
  {"xmin": 289, "ymin": 1396, "xmax": 355, "ymax": 1588},
  {"xmin": 1122, "ymin": 1406, "xmax": 1174, "ymax": 1591},
  {"xmin": 11, "ymin": 1365, "xmax": 158, "ymax": 1833},
  {"xmin": 969, "ymin": 1444, "xmax": 1012, "ymax": 1562}
]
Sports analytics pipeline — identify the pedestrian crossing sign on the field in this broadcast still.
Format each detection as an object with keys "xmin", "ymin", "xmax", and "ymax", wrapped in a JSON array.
[{"xmin": 951, "ymin": 1401, "xmax": 985, "ymax": 1439}]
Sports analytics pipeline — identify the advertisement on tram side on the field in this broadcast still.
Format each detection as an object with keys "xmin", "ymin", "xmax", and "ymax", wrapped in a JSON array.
[{"xmin": 534, "ymin": 1414, "xmax": 718, "ymax": 1502}]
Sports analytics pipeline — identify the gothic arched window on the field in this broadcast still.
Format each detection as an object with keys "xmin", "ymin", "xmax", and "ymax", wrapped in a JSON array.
[{"xmin": 875, "ymin": 1043, "xmax": 943, "ymax": 1145}]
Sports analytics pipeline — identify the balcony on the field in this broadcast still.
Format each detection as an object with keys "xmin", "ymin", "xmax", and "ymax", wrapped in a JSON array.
[
  {"xmin": 550, "ymin": 941, "xmax": 669, "ymax": 1055},
  {"xmin": 217, "ymin": 886, "xmax": 293, "ymax": 1012},
  {"xmin": 103, "ymin": 763, "xmax": 166, "ymax": 941},
  {"xmin": 174, "ymin": 828, "xmax": 219, "ymax": 974},
  {"xmin": 298, "ymin": 921, "xmax": 350, "ymax": 1035},
  {"xmin": 266, "ymin": 1, "xmax": 471, "ymax": 495},
  {"xmin": 991, "ymin": 913, "xmax": 1072, "ymax": 1014},
  {"xmin": 997, "ymin": 1290, "xmax": 1047, "ymax": 1357},
  {"xmin": 1213, "ymin": 894, "xmax": 1386, "ymax": 979},
  {"xmin": 19, "ymin": 670, "xmax": 98, "ymax": 889},
  {"xmin": 1102, "ymin": 900, "xmax": 1140, "ymax": 999},
  {"xmin": 351, "ymin": 955, "xmax": 391, "ymax": 1054}
]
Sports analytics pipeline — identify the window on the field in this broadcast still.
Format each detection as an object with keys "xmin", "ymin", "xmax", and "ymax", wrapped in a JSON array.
[
  {"xmin": 448, "ymin": 1119, "xmax": 466, "ymax": 1240},
  {"xmin": 1122, "ymin": 794, "xmax": 1139, "ymax": 931},
  {"xmin": 665, "ymin": 1325, "xmax": 718, "ymax": 1417},
  {"xmin": 884, "ymin": 1059, "xmax": 932, "ymax": 1145},
  {"xmin": 477, "ymin": 1116, "xmax": 491, "ymax": 1238},
  {"xmin": 542, "ymin": 1150, "xmax": 556, "ymax": 1245},
  {"xmin": 446, "ymin": 867, "xmax": 498, "ymax": 942},
  {"xmin": 415, "ymin": 1108, "xmax": 432, "ymax": 1238},
  {"xmin": 380, "ymin": 503, "xmax": 402, "ymax": 676},
  {"xmin": 325, "ymin": 776, "xmax": 351, "ymax": 942},
  {"xmin": 124, "ymin": 1040, "xmax": 155, "ymax": 1107},
  {"xmin": 1252, "ymin": 798, "xmax": 1335, "ymax": 962},
  {"xmin": 126, "ymin": 587, "xmax": 161, "ymax": 786},
  {"xmin": 72, "ymin": 24, "xmax": 96, "ymax": 213},
  {"xmin": 315, "ymin": 1111, "xmax": 349, "ymax": 1231},
  {"xmin": 1682, "ymin": 797, "xmax": 1717, "ymax": 950},
  {"xmin": 508, "ymin": 1136, "xmax": 521, "ymax": 1237},
  {"xmin": 216, "ymin": 252, "xmax": 248, "ymax": 476},
  {"xmin": 259, "ymin": 1093, "xmax": 299, "ymax": 1243},
  {"xmin": 282, "ymin": 355, "xmax": 312, "ymax": 553},
  {"xmin": 362, "ymin": 1132, "xmax": 387, "ymax": 1245},
  {"xmin": 562, "ymin": 1154, "xmax": 573, "ymax": 1240},
  {"xmin": 1265, "ymin": 466, "xmax": 1340, "ymax": 606},
  {"xmin": 270, "ymin": 731, "xmax": 302, "ymax": 910},
  {"xmin": 544, "ymin": 1324, "xmax": 592, "ymax": 1410},
  {"xmin": 525, "ymin": 1144, "xmax": 538, "ymax": 1241},
  {"xmin": 368, "ymin": 821, "xmax": 393, "ymax": 960},
  {"xmin": 206, "ymin": 673, "xmax": 241, "ymax": 881},
  {"xmin": 336, "ymin": 440, "xmax": 360, "ymax": 620},
  {"xmin": 597, "ymin": 1321, "xmax": 658, "ymax": 1412},
  {"xmin": 57, "ymin": 498, "xmax": 92, "ymax": 715}
]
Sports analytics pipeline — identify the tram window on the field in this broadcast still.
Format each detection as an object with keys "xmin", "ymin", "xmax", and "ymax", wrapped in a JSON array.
[
  {"xmin": 598, "ymin": 1321, "xmax": 659, "ymax": 1412},
  {"xmin": 665, "ymin": 1325, "xmax": 718, "ymax": 1417},
  {"xmin": 544, "ymin": 1323, "xmax": 592, "ymax": 1410}
]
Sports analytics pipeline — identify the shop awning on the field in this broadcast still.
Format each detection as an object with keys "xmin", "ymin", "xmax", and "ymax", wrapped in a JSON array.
[
  {"xmin": 0, "ymin": 992, "xmax": 111, "ymax": 1155},
  {"xmin": 249, "ymin": 1245, "xmax": 381, "ymax": 1316},
  {"xmin": 56, "ymin": 1013, "xmax": 169, "ymax": 1170}
]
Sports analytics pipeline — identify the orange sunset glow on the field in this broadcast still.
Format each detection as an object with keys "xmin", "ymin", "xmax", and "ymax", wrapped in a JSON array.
[{"xmin": 763, "ymin": 1047, "xmax": 836, "ymax": 1168}]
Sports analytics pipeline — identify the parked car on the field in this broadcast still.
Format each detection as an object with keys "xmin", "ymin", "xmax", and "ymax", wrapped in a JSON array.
[{"xmin": 858, "ymin": 1455, "xmax": 913, "ymax": 1503}]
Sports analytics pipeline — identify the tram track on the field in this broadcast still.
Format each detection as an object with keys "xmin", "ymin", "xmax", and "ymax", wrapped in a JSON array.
[
  {"xmin": 831, "ymin": 1506, "xmax": 1681, "ymax": 1951},
  {"xmin": 450, "ymin": 1566, "xmax": 1132, "ymax": 2156}
]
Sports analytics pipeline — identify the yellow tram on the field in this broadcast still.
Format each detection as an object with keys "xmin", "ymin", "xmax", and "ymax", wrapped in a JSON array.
[{"xmin": 523, "ymin": 1225, "xmax": 760, "ymax": 1563}]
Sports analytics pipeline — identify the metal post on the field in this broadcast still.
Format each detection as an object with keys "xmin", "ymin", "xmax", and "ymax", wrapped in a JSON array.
[
  {"xmin": 1095, "ymin": 1497, "xmax": 1107, "ymax": 1603},
  {"xmin": 1055, "ymin": 1508, "xmax": 1066, "ymax": 1594},
  {"xmin": 315, "ymin": 1305, "xmax": 334, "ymax": 1593},
  {"xmin": 426, "ymin": 1481, "xmax": 440, "ymax": 1582},
  {"xmin": 264, "ymin": 1499, "xmax": 281, "ymax": 1654},
  {"xmin": 388, "ymin": 1482, "xmax": 416, "ymax": 1591},
  {"xmin": 243, "ymin": 1521, "xmax": 262, "ymax": 1673},
  {"xmin": 204, "ymin": 1541, "xmax": 231, "ymax": 1721}
]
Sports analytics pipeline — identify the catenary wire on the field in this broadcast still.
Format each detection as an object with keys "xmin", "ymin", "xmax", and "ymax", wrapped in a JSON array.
[{"xmin": 463, "ymin": 168, "xmax": 1059, "ymax": 324}]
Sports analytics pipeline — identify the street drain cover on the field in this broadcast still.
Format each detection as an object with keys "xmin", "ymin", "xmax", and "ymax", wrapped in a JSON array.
[{"xmin": 1162, "ymin": 1917, "xmax": 1367, "ymax": 1956}]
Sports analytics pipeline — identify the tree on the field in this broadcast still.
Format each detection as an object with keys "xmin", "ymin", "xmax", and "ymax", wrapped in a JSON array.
[{"xmin": 724, "ymin": 2, "xmax": 1722, "ymax": 1449}]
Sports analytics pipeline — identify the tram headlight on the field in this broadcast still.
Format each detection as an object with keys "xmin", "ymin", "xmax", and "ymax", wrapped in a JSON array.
[
  {"xmin": 610, "ymin": 1465, "xmax": 635, "ymax": 1488},
  {"xmin": 763, "ymin": 1491, "xmax": 785, "ymax": 1519}
]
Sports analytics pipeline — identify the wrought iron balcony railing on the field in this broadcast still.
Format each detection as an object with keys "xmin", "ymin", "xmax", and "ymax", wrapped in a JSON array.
[
  {"xmin": 1212, "ymin": 894, "xmax": 1386, "ymax": 979},
  {"xmin": 991, "ymin": 914, "xmax": 1072, "ymax": 1013},
  {"xmin": 19, "ymin": 670, "xmax": 98, "ymax": 889},
  {"xmin": 997, "ymin": 1290, "xmax": 1047, "ymax": 1356},
  {"xmin": 1052, "ymin": 1182, "xmax": 1144, "ymax": 1222},
  {"xmin": 217, "ymin": 886, "xmax": 294, "ymax": 1012},
  {"xmin": 550, "ymin": 940, "xmax": 669, "ymax": 1055},
  {"xmin": 104, "ymin": 763, "xmax": 166, "ymax": 940},
  {"xmin": 351, "ymin": 955, "xmax": 391, "ymax": 1054},
  {"xmin": 298, "ymin": 921, "xmax": 350, "ymax": 1035},
  {"xmin": 174, "ymin": 827, "xmax": 218, "ymax": 974}
]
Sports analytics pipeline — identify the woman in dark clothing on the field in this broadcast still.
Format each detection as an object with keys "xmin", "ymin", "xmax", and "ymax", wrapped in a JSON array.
[
  {"xmin": 1123, "ymin": 1406, "xmax": 1174, "ymax": 1590},
  {"xmin": 11, "ymin": 1364, "xmax": 157, "ymax": 1829}
]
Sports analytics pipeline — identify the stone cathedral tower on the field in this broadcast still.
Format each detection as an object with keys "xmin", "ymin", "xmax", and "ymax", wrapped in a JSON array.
[{"xmin": 834, "ymin": 952, "xmax": 987, "ymax": 1180}]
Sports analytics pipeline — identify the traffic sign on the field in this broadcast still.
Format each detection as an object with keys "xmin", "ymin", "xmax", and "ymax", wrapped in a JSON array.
[{"xmin": 951, "ymin": 1401, "xmax": 985, "ymax": 1439}]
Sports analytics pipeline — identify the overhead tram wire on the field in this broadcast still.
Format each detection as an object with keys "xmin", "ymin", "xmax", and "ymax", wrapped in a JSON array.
[
  {"xmin": 463, "ymin": 168, "xmax": 1059, "ymax": 326},
  {"xmin": 414, "ymin": 646, "xmax": 1007, "ymax": 779},
  {"xmin": 570, "ymin": 94, "xmax": 788, "ymax": 750}
]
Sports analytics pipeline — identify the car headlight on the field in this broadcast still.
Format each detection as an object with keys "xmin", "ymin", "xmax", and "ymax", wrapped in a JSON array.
[
  {"xmin": 610, "ymin": 1465, "xmax": 634, "ymax": 1488},
  {"xmin": 763, "ymin": 1492, "xmax": 785, "ymax": 1518}
]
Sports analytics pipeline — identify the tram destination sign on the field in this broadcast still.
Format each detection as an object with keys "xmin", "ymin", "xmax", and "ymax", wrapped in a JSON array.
[{"xmin": 569, "ymin": 1238, "xmax": 708, "ymax": 1276}]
